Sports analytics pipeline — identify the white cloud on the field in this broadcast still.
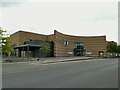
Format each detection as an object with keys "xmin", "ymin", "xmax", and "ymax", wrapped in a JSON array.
[
  {"xmin": 1, "ymin": 0, "xmax": 119, "ymax": 2},
  {"xmin": 1, "ymin": 2, "xmax": 118, "ymax": 43}
]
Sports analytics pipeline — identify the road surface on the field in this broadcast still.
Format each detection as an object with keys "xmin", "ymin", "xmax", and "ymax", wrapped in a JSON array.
[{"xmin": 2, "ymin": 58, "xmax": 118, "ymax": 88}]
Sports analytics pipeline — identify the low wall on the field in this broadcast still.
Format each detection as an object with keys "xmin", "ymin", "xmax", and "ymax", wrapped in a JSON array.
[{"xmin": 2, "ymin": 57, "xmax": 42, "ymax": 63}]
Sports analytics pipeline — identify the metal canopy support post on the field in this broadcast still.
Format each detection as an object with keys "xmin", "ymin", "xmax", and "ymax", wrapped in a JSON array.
[
  {"xmin": 22, "ymin": 46, "xmax": 24, "ymax": 59},
  {"xmin": 27, "ymin": 45, "xmax": 29, "ymax": 60}
]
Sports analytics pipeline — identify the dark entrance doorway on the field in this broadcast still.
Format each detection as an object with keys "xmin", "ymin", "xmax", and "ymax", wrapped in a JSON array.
[
  {"xmin": 74, "ymin": 42, "xmax": 84, "ymax": 56},
  {"xmin": 99, "ymin": 51, "xmax": 104, "ymax": 56}
]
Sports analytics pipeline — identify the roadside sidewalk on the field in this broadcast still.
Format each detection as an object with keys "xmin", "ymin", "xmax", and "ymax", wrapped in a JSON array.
[
  {"xmin": 3, "ymin": 56, "xmax": 96, "ymax": 64},
  {"xmin": 31, "ymin": 56, "xmax": 95, "ymax": 64}
]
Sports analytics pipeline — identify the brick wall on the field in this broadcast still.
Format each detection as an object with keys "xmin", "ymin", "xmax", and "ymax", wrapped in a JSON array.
[
  {"xmin": 10, "ymin": 31, "xmax": 48, "ymax": 46},
  {"xmin": 54, "ymin": 30, "xmax": 107, "ymax": 57},
  {"xmin": 10, "ymin": 30, "xmax": 107, "ymax": 57}
]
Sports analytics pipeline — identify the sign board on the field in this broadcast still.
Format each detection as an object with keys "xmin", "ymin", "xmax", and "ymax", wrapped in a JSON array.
[
  {"xmin": 68, "ymin": 52, "xmax": 73, "ymax": 54},
  {"xmin": 86, "ymin": 52, "xmax": 92, "ymax": 55}
]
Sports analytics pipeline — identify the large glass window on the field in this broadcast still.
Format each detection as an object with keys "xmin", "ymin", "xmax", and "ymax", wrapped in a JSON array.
[
  {"xmin": 75, "ymin": 42, "xmax": 84, "ymax": 48},
  {"xmin": 74, "ymin": 42, "xmax": 84, "ymax": 56}
]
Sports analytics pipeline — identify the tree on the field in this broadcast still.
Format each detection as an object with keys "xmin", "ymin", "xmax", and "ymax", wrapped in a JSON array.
[
  {"xmin": 0, "ymin": 27, "xmax": 14, "ymax": 58},
  {"xmin": 0, "ymin": 27, "xmax": 6, "ymax": 53},
  {"xmin": 40, "ymin": 42, "xmax": 51, "ymax": 61},
  {"xmin": 0, "ymin": 27, "xmax": 6, "ymax": 35},
  {"xmin": 107, "ymin": 41, "xmax": 118, "ymax": 53},
  {"xmin": 2, "ymin": 37, "xmax": 14, "ymax": 57},
  {"xmin": 117, "ymin": 45, "xmax": 120, "ymax": 53}
]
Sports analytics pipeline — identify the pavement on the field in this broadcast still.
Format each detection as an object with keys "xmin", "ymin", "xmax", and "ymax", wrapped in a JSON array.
[
  {"xmin": 36, "ymin": 56, "xmax": 96, "ymax": 64},
  {"xmin": 2, "ymin": 58, "xmax": 118, "ymax": 88},
  {"xmin": 3, "ymin": 56, "xmax": 95, "ymax": 64}
]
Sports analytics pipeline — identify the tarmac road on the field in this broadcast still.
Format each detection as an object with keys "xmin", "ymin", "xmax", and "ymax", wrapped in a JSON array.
[{"xmin": 2, "ymin": 58, "xmax": 118, "ymax": 88}]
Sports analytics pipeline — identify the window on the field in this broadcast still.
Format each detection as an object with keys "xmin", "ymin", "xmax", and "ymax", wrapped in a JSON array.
[
  {"xmin": 75, "ymin": 42, "xmax": 84, "ymax": 48},
  {"xmin": 64, "ymin": 40, "xmax": 68, "ymax": 46},
  {"xmin": 74, "ymin": 42, "xmax": 84, "ymax": 56}
]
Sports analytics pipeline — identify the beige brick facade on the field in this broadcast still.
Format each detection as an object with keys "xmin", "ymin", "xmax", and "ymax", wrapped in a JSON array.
[
  {"xmin": 54, "ymin": 30, "xmax": 107, "ymax": 57},
  {"xmin": 10, "ymin": 30, "xmax": 107, "ymax": 57}
]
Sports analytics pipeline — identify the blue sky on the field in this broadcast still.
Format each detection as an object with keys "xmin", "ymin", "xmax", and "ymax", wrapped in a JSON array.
[{"xmin": 0, "ymin": 0, "xmax": 118, "ymax": 43}]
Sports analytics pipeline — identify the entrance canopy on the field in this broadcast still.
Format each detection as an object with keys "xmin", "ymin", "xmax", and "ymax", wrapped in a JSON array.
[{"xmin": 14, "ymin": 44, "xmax": 41, "ymax": 51}]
